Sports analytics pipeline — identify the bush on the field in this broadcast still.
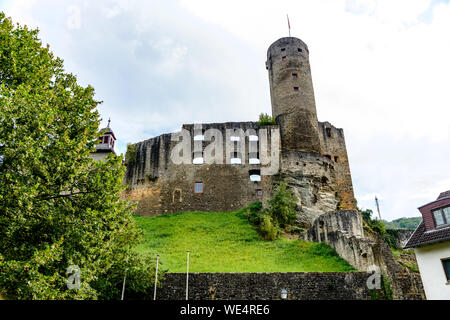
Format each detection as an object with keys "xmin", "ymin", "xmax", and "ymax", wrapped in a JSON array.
[
  {"xmin": 267, "ymin": 181, "xmax": 298, "ymax": 228},
  {"xmin": 258, "ymin": 214, "xmax": 280, "ymax": 241},
  {"xmin": 361, "ymin": 209, "xmax": 398, "ymax": 248},
  {"xmin": 258, "ymin": 113, "xmax": 276, "ymax": 126},
  {"xmin": 125, "ymin": 143, "xmax": 137, "ymax": 165},
  {"xmin": 238, "ymin": 182, "xmax": 298, "ymax": 241}
]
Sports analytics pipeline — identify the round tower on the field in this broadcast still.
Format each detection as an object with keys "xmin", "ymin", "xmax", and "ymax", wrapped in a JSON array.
[{"xmin": 266, "ymin": 37, "xmax": 321, "ymax": 154}]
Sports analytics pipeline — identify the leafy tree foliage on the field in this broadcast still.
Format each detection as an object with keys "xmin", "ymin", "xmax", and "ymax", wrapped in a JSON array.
[
  {"xmin": 258, "ymin": 113, "xmax": 276, "ymax": 126},
  {"xmin": 239, "ymin": 182, "xmax": 298, "ymax": 240},
  {"xmin": 267, "ymin": 181, "xmax": 298, "ymax": 228},
  {"xmin": 382, "ymin": 217, "xmax": 422, "ymax": 230},
  {"xmin": 0, "ymin": 12, "xmax": 157, "ymax": 299}
]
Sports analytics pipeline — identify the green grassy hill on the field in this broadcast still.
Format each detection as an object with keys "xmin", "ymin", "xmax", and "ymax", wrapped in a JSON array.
[{"xmin": 134, "ymin": 211, "xmax": 355, "ymax": 273}]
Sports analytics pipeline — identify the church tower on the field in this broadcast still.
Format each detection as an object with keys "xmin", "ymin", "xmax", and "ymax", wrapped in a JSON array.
[
  {"xmin": 91, "ymin": 118, "xmax": 116, "ymax": 161},
  {"xmin": 266, "ymin": 37, "xmax": 321, "ymax": 154}
]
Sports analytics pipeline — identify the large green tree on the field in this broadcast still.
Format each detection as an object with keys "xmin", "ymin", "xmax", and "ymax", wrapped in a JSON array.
[{"xmin": 0, "ymin": 13, "xmax": 157, "ymax": 299}]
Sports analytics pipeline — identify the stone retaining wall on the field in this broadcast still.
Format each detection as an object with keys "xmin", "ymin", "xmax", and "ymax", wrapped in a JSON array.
[{"xmin": 152, "ymin": 272, "xmax": 382, "ymax": 300}]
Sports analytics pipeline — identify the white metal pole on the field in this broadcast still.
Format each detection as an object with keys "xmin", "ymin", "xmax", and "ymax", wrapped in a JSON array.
[
  {"xmin": 121, "ymin": 256, "xmax": 129, "ymax": 301},
  {"xmin": 154, "ymin": 255, "xmax": 159, "ymax": 300},
  {"xmin": 186, "ymin": 250, "xmax": 190, "ymax": 300}
]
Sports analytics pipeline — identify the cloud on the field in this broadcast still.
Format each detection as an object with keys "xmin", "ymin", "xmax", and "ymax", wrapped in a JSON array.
[{"xmin": 2, "ymin": 0, "xmax": 449, "ymax": 221}]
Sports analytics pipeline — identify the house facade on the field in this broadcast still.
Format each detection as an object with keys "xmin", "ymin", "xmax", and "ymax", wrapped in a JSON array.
[{"xmin": 404, "ymin": 190, "xmax": 450, "ymax": 300}]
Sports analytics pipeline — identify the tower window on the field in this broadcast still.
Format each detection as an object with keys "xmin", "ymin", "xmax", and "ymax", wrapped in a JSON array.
[
  {"xmin": 334, "ymin": 156, "xmax": 339, "ymax": 162},
  {"xmin": 326, "ymin": 127, "xmax": 332, "ymax": 138},
  {"xmin": 298, "ymin": 48, "xmax": 302, "ymax": 52},
  {"xmin": 281, "ymin": 48, "xmax": 286, "ymax": 51},
  {"xmin": 282, "ymin": 56, "xmax": 287, "ymax": 62},
  {"xmin": 292, "ymin": 73, "xmax": 298, "ymax": 79},
  {"xmin": 194, "ymin": 182, "xmax": 204, "ymax": 194},
  {"xmin": 293, "ymin": 87, "xmax": 299, "ymax": 92}
]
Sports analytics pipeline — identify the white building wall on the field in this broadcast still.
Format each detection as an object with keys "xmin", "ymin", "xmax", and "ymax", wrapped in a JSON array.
[{"xmin": 414, "ymin": 241, "xmax": 450, "ymax": 300}]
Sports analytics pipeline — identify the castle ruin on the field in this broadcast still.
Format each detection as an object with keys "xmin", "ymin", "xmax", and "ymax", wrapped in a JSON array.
[{"xmin": 123, "ymin": 36, "xmax": 356, "ymax": 227}]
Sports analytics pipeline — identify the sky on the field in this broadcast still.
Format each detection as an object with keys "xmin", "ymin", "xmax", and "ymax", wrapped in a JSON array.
[{"xmin": 1, "ymin": 0, "xmax": 449, "ymax": 221}]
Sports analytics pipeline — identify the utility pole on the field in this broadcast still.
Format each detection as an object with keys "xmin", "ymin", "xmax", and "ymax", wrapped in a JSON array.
[
  {"xmin": 186, "ymin": 250, "xmax": 190, "ymax": 300},
  {"xmin": 121, "ymin": 256, "xmax": 129, "ymax": 300},
  {"xmin": 287, "ymin": 14, "xmax": 291, "ymax": 37},
  {"xmin": 375, "ymin": 196, "xmax": 382, "ymax": 220},
  {"xmin": 154, "ymin": 255, "xmax": 159, "ymax": 300}
]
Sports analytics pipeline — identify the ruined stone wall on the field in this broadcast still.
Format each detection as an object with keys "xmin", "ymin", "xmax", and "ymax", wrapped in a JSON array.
[
  {"xmin": 123, "ymin": 122, "xmax": 277, "ymax": 216},
  {"xmin": 318, "ymin": 121, "xmax": 356, "ymax": 210},
  {"xmin": 151, "ymin": 272, "xmax": 381, "ymax": 300}
]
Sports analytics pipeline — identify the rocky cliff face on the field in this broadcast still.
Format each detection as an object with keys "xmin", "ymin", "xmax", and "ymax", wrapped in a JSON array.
[{"xmin": 301, "ymin": 210, "xmax": 425, "ymax": 300}]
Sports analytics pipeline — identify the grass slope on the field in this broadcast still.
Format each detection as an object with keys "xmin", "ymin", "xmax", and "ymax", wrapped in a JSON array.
[{"xmin": 134, "ymin": 211, "xmax": 355, "ymax": 273}]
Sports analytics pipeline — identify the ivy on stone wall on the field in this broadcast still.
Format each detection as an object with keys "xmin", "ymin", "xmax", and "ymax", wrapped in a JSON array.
[{"xmin": 125, "ymin": 143, "xmax": 137, "ymax": 166}]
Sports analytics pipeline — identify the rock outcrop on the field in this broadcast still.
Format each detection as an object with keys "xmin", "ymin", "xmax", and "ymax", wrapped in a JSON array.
[{"xmin": 301, "ymin": 210, "xmax": 425, "ymax": 300}]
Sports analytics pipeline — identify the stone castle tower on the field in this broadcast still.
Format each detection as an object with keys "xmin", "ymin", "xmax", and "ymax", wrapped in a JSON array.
[
  {"xmin": 266, "ymin": 37, "xmax": 321, "ymax": 154},
  {"xmin": 123, "ymin": 35, "xmax": 357, "ymax": 226}
]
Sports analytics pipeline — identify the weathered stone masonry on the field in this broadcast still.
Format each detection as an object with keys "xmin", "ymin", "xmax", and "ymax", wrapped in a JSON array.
[{"xmin": 151, "ymin": 272, "xmax": 383, "ymax": 300}]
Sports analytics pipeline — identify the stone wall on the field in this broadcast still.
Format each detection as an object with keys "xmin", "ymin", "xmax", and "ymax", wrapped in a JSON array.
[
  {"xmin": 122, "ymin": 120, "xmax": 353, "ymax": 221},
  {"xmin": 152, "ymin": 272, "xmax": 382, "ymax": 300},
  {"xmin": 392, "ymin": 229, "xmax": 414, "ymax": 249},
  {"xmin": 318, "ymin": 121, "xmax": 356, "ymax": 211},
  {"xmin": 123, "ymin": 122, "xmax": 276, "ymax": 215}
]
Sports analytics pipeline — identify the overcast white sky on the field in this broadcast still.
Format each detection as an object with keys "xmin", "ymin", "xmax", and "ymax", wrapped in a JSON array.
[{"xmin": 1, "ymin": 0, "xmax": 449, "ymax": 221}]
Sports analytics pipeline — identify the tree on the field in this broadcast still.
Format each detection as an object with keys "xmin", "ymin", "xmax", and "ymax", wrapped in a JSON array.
[
  {"xmin": 0, "ymin": 12, "xmax": 157, "ymax": 299},
  {"xmin": 267, "ymin": 181, "xmax": 298, "ymax": 228}
]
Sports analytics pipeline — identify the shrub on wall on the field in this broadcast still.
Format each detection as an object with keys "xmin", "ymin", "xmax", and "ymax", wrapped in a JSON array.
[
  {"xmin": 125, "ymin": 143, "xmax": 137, "ymax": 166},
  {"xmin": 258, "ymin": 113, "xmax": 276, "ymax": 126},
  {"xmin": 266, "ymin": 181, "xmax": 298, "ymax": 228}
]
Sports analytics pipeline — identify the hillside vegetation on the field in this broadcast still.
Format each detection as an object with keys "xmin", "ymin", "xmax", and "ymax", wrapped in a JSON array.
[
  {"xmin": 134, "ymin": 210, "xmax": 355, "ymax": 273},
  {"xmin": 383, "ymin": 217, "xmax": 422, "ymax": 230}
]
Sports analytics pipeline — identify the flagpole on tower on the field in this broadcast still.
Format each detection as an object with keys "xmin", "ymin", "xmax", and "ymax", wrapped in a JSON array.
[{"xmin": 287, "ymin": 14, "xmax": 291, "ymax": 37}]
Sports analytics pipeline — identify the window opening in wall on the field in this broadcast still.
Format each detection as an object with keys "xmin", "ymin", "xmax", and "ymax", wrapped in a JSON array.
[
  {"xmin": 323, "ymin": 154, "xmax": 331, "ymax": 160},
  {"xmin": 103, "ymin": 135, "xmax": 109, "ymax": 144},
  {"xmin": 334, "ymin": 156, "xmax": 338, "ymax": 162},
  {"xmin": 442, "ymin": 259, "xmax": 450, "ymax": 282},
  {"xmin": 282, "ymin": 56, "xmax": 287, "ymax": 62},
  {"xmin": 193, "ymin": 157, "xmax": 204, "ymax": 164},
  {"xmin": 231, "ymin": 151, "xmax": 242, "ymax": 164},
  {"xmin": 281, "ymin": 48, "xmax": 286, "ymax": 51},
  {"xmin": 249, "ymin": 151, "xmax": 260, "ymax": 164},
  {"xmin": 326, "ymin": 127, "xmax": 332, "ymax": 138},
  {"xmin": 194, "ymin": 135, "xmax": 204, "ymax": 141},
  {"xmin": 194, "ymin": 182, "xmax": 204, "ymax": 194},
  {"xmin": 298, "ymin": 48, "xmax": 302, "ymax": 52},
  {"xmin": 173, "ymin": 189, "xmax": 182, "ymax": 203},
  {"xmin": 249, "ymin": 169, "xmax": 261, "ymax": 182},
  {"xmin": 293, "ymin": 87, "xmax": 299, "ymax": 92},
  {"xmin": 292, "ymin": 73, "xmax": 298, "ymax": 79},
  {"xmin": 256, "ymin": 189, "xmax": 263, "ymax": 197}
]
